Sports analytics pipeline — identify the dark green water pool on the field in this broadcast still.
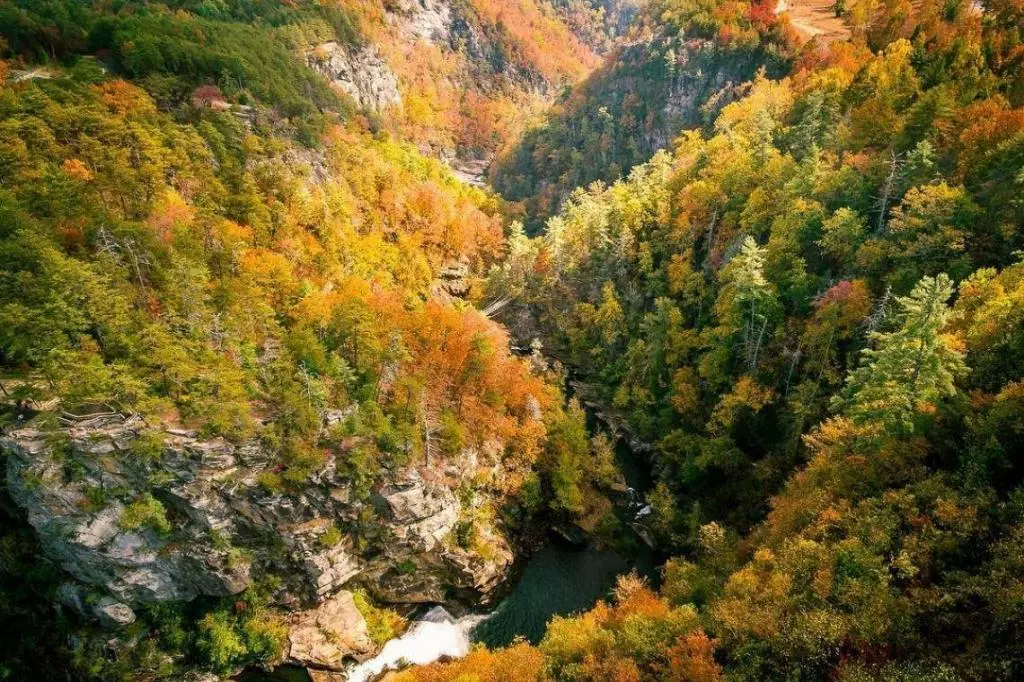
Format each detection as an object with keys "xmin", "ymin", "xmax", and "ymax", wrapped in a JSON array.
[
  {"xmin": 240, "ymin": 541, "xmax": 649, "ymax": 681},
  {"xmin": 470, "ymin": 543, "xmax": 631, "ymax": 647},
  {"xmin": 472, "ymin": 430, "xmax": 658, "ymax": 647}
]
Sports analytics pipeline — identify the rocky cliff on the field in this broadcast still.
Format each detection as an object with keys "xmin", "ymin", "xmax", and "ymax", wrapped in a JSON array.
[
  {"xmin": 1, "ymin": 409, "xmax": 515, "ymax": 669},
  {"xmin": 305, "ymin": 0, "xmax": 586, "ymax": 117},
  {"xmin": 306, "ymin": 41, "xmax": 402, "ymax": 112}
]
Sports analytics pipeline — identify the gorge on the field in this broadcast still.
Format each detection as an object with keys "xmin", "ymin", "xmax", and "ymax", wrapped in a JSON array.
[{"xmin": 2, "ymin": 0, "xmax": 1024, "ymax": 681}]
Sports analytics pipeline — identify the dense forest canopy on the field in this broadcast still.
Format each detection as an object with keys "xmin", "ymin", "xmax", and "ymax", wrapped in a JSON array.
[
  {"xmin": 1, "ymin": 0, "xmax": 1024, "ymax": 680},
  {"xmin": 480, "ymin": 0, "xmax": 1024, "ymax": 678},
  {"xmin": 491, "ymin": 0, "xmax": 798, "ymax": 230}
]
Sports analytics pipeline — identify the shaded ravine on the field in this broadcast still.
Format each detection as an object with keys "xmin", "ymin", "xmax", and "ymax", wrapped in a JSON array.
[
  {"xmin": 472, "ymin": 427, "xmax": 659, "ymax": 649},
  {"xmin": 245, "ymin": 203, "xmax": 661, "ymax": 682}
]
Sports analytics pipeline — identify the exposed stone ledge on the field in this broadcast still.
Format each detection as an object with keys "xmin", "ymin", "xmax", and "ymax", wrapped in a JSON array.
[{"xmin": 286, "ymin": 591, "xmax": 375, "ymax": 670}]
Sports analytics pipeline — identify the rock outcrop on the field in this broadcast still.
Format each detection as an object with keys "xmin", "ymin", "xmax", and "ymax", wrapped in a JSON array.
[
  {"xmin": 430, "ymin": 260, "xmax": 473, "ymax": 302},
  {"xmin": 389, "ymin": 0, "xmax": 455, "ymax": 44},
  {"xmin": 286, "ymin": 590, "xmax": 375, "ymax": 670},
  {"xmin": 306, "ymin": 41, "xmax": 401, "ymax": 112},
  {"xmin": 377, "ymin": 477, "xmax": 460, "ymax": 550},
  {"xmin": 0, "ymin": 409, "xmax": 517, "ymax": 620},
  {"xmin": 3, "ymin": 416, "xmax": 251, "ymax": 605},
  {"xmin": 92, "ymin": 596, "xmax": 137, "ymax": 629}
]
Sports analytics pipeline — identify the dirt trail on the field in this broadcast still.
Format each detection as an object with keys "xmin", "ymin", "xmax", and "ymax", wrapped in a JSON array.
[{"xmin": 776, "ymin": 0, "xmax": 851, "ymax": 44}]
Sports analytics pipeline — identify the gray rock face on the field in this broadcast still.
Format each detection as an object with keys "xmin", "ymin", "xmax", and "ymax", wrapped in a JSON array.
[
  {"xmin": 3, "ymin": 420, "xmax": 251, "ymax": 604},
  {"xmin": 306, "ymin": 41, "xmax": 401, "ymax": 112},
  {"xmin": 302, "ymin": 539, "xmax": 362, "ymax": 599},
  {"xmin": 1, "ymin": 410, "xmax": 517, "ymax": 613},
  {"xmin": 377, "ymin": 476, "xmax": 459, "ymax": 551},
  {"xmin": 360, "ymin": 472, "xmax": 513, "ymax": 604},
  {"xmin": 389, "ymin": 0, "xmax": 455, "ymax": 44},
  {"xmin": 286, "ymin": 591, "xmax": 374, "ymax": 670}
]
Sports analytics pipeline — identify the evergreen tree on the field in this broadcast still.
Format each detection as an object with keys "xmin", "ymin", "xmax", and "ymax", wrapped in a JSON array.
[{"xmin": 834, "ymin": 274, "xmax": 966, "ymax": 431}]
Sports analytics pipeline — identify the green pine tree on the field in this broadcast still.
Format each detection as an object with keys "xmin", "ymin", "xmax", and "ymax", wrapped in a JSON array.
[{"xmin": 835, "ymin": 274, "xmax": 966, "ymax": 432}]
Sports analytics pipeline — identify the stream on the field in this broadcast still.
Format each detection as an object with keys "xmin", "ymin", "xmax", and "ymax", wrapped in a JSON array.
[{"xmin": 243, "ymin": 405, "xmax": 659, "ymax": 682}]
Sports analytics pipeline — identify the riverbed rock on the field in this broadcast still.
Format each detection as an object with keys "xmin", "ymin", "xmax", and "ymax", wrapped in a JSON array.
[
  {"xmin": 552, "ymin": 522, "xmax": 590, "ymax": 549},
  {"xmin": 307, "ymin": 671, "xmax": 346, "ymax": 682},
  {"xmin": 287, "ymin": 591, "xmax": 375, "ymax": 670}
]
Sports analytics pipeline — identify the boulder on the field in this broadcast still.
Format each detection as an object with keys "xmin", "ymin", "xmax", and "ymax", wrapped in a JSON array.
[
  {"xmin": 308, "ymin": 671, "xmax": 346, "ymax": 682},
  {"xmin": 92, "ymin": 596, "xmax": 136, "ymax": 629},
  {"xmin": 287, "ymin": 591, "xmax": 375, "ymax": 670}
]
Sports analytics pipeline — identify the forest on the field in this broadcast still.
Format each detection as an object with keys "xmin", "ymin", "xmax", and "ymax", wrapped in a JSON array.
[{"xmin": 1, "ymin": 0, "xmax": 1023, "ymax": 680}]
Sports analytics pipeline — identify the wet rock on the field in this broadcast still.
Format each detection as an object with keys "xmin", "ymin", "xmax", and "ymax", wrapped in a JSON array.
[
  {"xmin": 287, "ymin": 591, "xmax": 374, "ymax": 670},
  {"xmin": 308, "ymin": 671, "xmax": 346, "ymax": 682},
  {"xmin": 551, "ymin": 522, "xmax": 590, "ymax": 549}
]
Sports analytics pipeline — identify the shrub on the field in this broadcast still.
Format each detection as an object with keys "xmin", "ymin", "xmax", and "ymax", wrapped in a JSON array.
[
  {"xmin": 257, "ymin": 472, "xmax": 284, "ymax": 494},
  {"xmin": 196, "ymin": 592, "xmax": 287, "ymax": 673},
  {"xmin": 119, "ymin": 494, "xmax": 171, "ymax": 535},
  {"xmin": 129, "ymin": 431, "xmax": 166, "ymax": 462},
  {"xmin": 319, "ymin": 524, "xmax": 343, "ymax": 548},
  {"xmin": 352, "ymin": 590, "xmax": 407, "ymax": 645}
]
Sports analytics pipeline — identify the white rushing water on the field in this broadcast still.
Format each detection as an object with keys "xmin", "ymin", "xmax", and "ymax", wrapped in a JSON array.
[{"xmin": 345, "ymin": 606, "xmax": 488, "ymax": 682}]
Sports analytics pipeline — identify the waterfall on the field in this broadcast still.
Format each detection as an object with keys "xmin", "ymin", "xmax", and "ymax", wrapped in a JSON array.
[{"xmin": 345, "ymin": 606, "xmax": 488, "ymax": 682}]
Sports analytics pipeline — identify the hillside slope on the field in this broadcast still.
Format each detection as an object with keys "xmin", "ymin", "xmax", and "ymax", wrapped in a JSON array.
[
  {"xmin": 0, "ymin": 1, "xmax": 622, "ymax": 679},
  {"xmin": 470, "ymin": 0, "xmax": 1024, "ymax": 677},
  {"xmin": 491, "ymin": 0, "xmax": 797, "ymax": 230}
]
